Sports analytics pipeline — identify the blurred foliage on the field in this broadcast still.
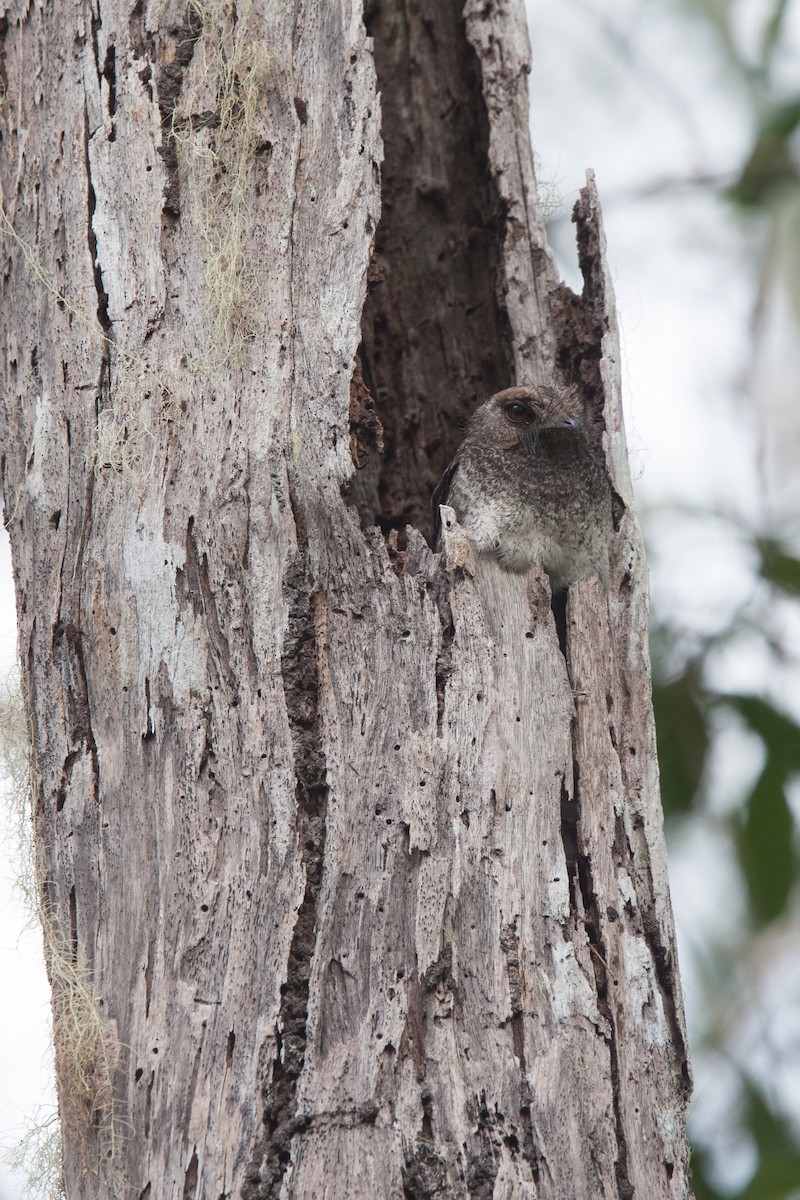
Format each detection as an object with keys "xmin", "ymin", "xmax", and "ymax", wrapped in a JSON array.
[
  {"xmin": 642, "ymin": 3, "xmax": 800, "ymax": 1196},
  {"xmin": 727, "ymin": 693, "xmax": 799, "ymax": 924},
  {"xmin": 689, "ymin": 0, "xmax": 800, "ymax": 314},
  {"xmin": 652, "ymin": 530, "xmax": 800, "ymax": 1198},
  {"xmin": 652, "ymin": 661, "xmax": 710, "ymax": 816},
  {"xmin": 728, "ymin": 97, "xmax": 800, "ymax": 207},
  {"xmin": 758, "ymin": 538, "xmax": 800, "ymax": 596},
  {"xmin": 692, "ymin": 1083, "xmax": 800, "ymax": 1200},
  {"xmin": 652, "ymin": 530, "xmax": 800, "ymax": 1195},
  {"xmin": 653, "ymin": 529, "xmax": 800, "ymax": 924}
]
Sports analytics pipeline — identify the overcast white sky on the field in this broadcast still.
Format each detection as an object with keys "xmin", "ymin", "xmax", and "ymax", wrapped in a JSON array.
[{"xmin": 2, "ymin": 1, "xmax": 799, "ymax": 1196}]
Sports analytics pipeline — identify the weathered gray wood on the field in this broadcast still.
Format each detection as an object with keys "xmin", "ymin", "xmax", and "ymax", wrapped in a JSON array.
[{"xmin": 0, "ymin": 0, "xmax": 692, "ymax": 1197}]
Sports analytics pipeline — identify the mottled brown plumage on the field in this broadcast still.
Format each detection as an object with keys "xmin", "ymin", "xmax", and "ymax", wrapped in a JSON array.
[{"xmin": 433, "ymin": 385, "xmax": 612, "ymax": 590}]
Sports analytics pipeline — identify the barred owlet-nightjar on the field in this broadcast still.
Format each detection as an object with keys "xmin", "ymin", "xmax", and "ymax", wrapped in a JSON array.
[{"xmin": 433, "ymin": 385, "xmax": 613, "ymax": 591}]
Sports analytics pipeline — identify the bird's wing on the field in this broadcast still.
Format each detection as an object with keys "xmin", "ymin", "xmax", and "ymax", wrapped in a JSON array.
[{"xmin": 431, "ymin": 459, "xmax": 459, "ymax": 547}]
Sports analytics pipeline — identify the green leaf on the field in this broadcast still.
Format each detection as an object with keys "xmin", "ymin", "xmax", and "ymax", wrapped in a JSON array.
[
  {"xmin": 757, "ymin": 539, "xmax": 800, "ymax": 597},
  {"xmin": 738, "ymin": 763, "xmax": 795, "ymax": 925},
  {"xmin": 723, "ymin": 695, "xmax": 800, "ymax": 774},
  {"xmin": 728, "ymin": 97, "xmax": 800, "ymax": 207},
  {"xmin": 719, "ymin": 695, "xmax": 800, "ymax": 923},
  {"xmin": 653, "ymin": 668, "xmax": 710, "ymax": 815}
]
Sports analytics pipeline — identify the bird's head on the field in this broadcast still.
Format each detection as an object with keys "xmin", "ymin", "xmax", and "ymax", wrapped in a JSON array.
[{"xmin": 468, "ymin": 385, "xmax": 584, "ymax": 451}]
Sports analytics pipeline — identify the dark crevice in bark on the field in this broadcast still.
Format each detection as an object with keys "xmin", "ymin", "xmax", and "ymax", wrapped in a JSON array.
[
  {"xmin": 566, "ymin": 747, "xmax": 634, "ymax": 1200},
  {"xmin": 52, "ymin": 622, "xmax": 100, "ymax": 804},
  {"xmin": 551, "ymin": 587, "xmax": 568, "ymax": 655},
  {"xmin": 178, "ymin": 517, "xmax": 236, "ymax": 701},
  {"xmin": 421, "ymin": 941, "xmax": 455, "ymax": 997},
  {"xmin": 402, "ymin": 1131, "xmax": 450, "ymax": 1199},
  {"xmin": 640, "ymin": 879, "xmax": 693, "ymax": 1098},
  {"xmin": 144, "ymin": 1071, "xmax": 153, "ymax": 1137},
  {"xmin": 554, "ymin": 185, "xmax": 626, "ymax": 537},
  {"xmin": 351, "ymin": 0, "xmax": 514, "ymax": 546},
  {"xmin": 615, "ymin": 775, "xmax": 691, "ymax": 1100},
  {"xmin": 68, "ymin": 884, "xmax": 79, "ymax": 960},
  {"xmin": 144, "ymin": 941, "xmax": 153, "ymax": 1019},
  {"xmin": 518, "ymin": 1084, "xmax": 541, "ymax": 1185},
  {"xmin": 129, "ymin": 0, "xmax": 154, "ymax": 100},
  {"xmin": 142, "ymin": 676, "xmax": 155, "ymax": 740},
  {"xmin": 499, "ymin": 919, "xmax": 525, "ymax": 1070},
  {"xmin": 433, "ymin": 585, "xmax": 454, "ymax": 736},
  {"xmin": 89, "ymin": 3, "xmax": 103, "ymax": 88},
  {"xmin": 551, "ymin": 194, "xmax": 607, "ymax": 434},
  {"xmin": 153, "ymin": 8, "xmax": 202, "ymax": 219},
  {"xmin": 51, "ymin": 407, "xmax": 101, "ymax": 812},
  {"xmin": 497, "ymin": 922, "xmax": 546, "ymax": 1178},
  {"xmin": 466, "ymin": 1092, "xmax": 502, "ymax": 1198},
  {"xmin": 405, "ymin": 946, "xmax": 534, "ymax": 1196},
  {"xmin": 102, "ymin": 45, "xmax": 117, "ymax": 120},
  {"xmin": 559, "ymin": 772, "xmax": 579, "ymax": 911},
  {"xmin": 182, "ymin": 1148, "xmax": 198, "ymax": 1199},
  {"xmin": 0, "ymin": 15, "xmax": 8, "ymax": 102},
  {"xmin": 56, "ymin": 748, "xmax": 82, "ymax": 811},
  {"xmin": 401, "ymin": 1054, "xmax": 453, "ymax": 1194},
  {"xmin": 244, "ymin": 547, "xmax": 329, "ymax": 1200},
  {"xmin": 348, "ymin": 350, "xmax": 384, "ymax": 470},
  {"xmin": 402, "ymin": 947, "xmax": 465, "ymax": 1196},
  {"xmin": 83, "ymin": 103, "xmax": 111, "ymax": 335}
]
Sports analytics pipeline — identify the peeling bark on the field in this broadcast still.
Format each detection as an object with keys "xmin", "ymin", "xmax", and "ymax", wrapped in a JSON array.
[{"xmin": 1, "ymin": 0, "xmax": 692, "ymax": 1197}]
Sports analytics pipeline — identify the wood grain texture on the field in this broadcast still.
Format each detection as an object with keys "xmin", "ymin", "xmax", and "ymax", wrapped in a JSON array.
[{"xmin": 0, "ymin": 0, "xmax": 692, "ymax": 1197}]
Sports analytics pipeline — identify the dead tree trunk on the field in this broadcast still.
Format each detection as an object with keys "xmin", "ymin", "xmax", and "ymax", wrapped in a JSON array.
[{"xmin": 1, "ymin": 0, "xmax": 692, "ymax": 1197}]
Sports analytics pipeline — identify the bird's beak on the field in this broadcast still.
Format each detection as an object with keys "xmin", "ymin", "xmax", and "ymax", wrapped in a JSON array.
[{"xmin": 542, "ymin": 416, "xmax": 582, "ymax": 431}]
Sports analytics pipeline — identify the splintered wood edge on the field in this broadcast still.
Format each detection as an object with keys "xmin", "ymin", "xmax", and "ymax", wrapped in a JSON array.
[{"xmin": 438, "ymin": 504, "xmax": 472, "ymax": 572}]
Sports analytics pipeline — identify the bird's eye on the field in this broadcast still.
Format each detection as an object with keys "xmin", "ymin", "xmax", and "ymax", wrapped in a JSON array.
[{"xmin": 504, "ymin": 402, "xmax": 533, "ymax": 424}]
